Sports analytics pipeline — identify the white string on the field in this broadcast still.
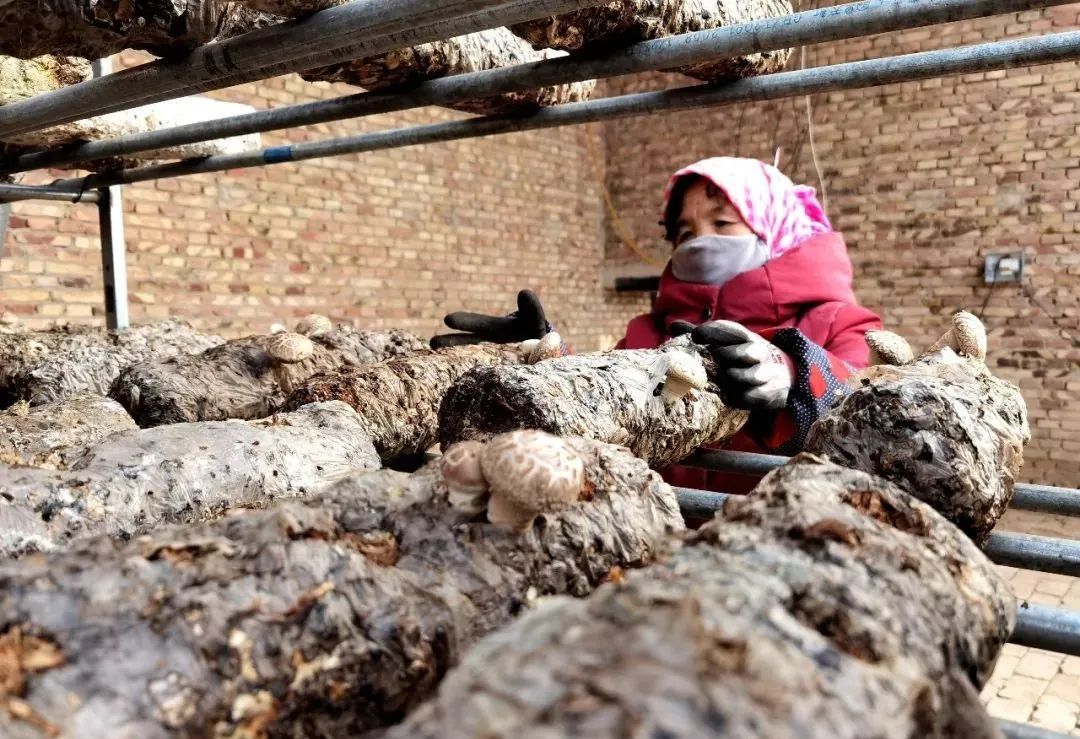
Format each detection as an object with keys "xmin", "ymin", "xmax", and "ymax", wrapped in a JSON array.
[{"xmin": 801, "ymin": 45, "xmax": 828, "ymax": 212}]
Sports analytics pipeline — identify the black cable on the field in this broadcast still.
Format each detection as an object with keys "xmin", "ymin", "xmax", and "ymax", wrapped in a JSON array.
[
  {"xmin": 977, "ymin": 258, "xmax": 1001, "ymax": 323},
  {"xmin": 1020, "ymin": 281, "xmax": 1079, "ymax": 347}
]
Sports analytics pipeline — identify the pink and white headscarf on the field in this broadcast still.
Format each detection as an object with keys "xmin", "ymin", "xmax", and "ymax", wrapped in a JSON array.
[{"xmin": 660, "ymin": 157, "xmax": 832, "ymax": 259}]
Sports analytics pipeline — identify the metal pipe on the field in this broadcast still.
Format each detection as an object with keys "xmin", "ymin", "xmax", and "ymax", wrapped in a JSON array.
[
  {"xmin": 3, "ymin": 0, "xmax": 1066, "ymax": 173},
  {"xmin": 674, "ymin": 488, "xmax": 1080, "ymax": 577},
  {"xmin": 0, "ymin": 184, "xmax": 99, "ymax": 204},
  {"xmin": 1011, "ymin": 483, "xmax": 1080, "ymax": 517},
  {"xmin": 0, "ymin": 0, "xmax": 606, "ymax": 139},
  {"xmin": 984, "ymin": 532, "xmax": 1080, "ymax": 579},
  {"xmin": 1011, "ymin": 603, "xmax": 1080, "ymax": 657},
  {"xmin": 684, "ymin": 450, "xmax": 1080, "ymax": 517},
  {"xmin": 49, "ymin": 32, "xmax": 1080, "ymax": 192}
]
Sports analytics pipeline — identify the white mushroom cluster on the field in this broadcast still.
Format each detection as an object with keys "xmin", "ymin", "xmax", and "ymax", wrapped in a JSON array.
[
  {"xmin": 518, "ymin": 332, "xmax": 563, "ymax": 365},
  {"xmin": 867, "ymin": 311, "xmax": 988, "ymax": 367},
  {"xmin": 440, "ymin": 429, "xmax": 586, "ymax": 533},
  {"xmin": 268, "ymin": 313, "xmax": 333, "ymax": 338}
]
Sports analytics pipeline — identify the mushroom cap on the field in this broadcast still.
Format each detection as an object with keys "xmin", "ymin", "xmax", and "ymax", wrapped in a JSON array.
[
  {"xmin": 441, "ymin": 441, "xmax": 488, "ymax": 495},
  {"xmin": 952, "ymin": 311, "xmax": 987, "ymax": 360},
  {"xmin": 265, "ymin": 332, "xmax": 315, "ymax": 363},
  {"xmin": 532, "ymin": 332, "xmax": 563, "ymax": 362},
  {"xmin": 479, "ymin": 430, "xmax": 585, "ymax": 519},
  {"xmin": 865, "ymin": 330, "xmax": 914, "ymax": 366},
  {"xmin": 296, "ymin": 313, "xmax": 333, "ymax": 337},
  {"xmin": 268, "ymin": 323, "xmax": 288, "ymax": 335},
  {"xmin": 662, "ymin": 351, "xmax": 708, "ymax": 399}
]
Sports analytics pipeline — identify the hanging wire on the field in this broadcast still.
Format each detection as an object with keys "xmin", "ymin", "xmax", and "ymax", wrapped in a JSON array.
[
  {"xmin": 801, "ymin": 44, "xmax": 829, "ymax": 212},
  {"xmin": 1020, "ymin": 281, "xmax": 1080, "ymax": 347},
  {"xmin": 978, "ymin": 258, "xmax": 1000, "ymax": 323},
  {"xmin": 583, "ymin": 127, "xmax": 666, "ymax": 268}
]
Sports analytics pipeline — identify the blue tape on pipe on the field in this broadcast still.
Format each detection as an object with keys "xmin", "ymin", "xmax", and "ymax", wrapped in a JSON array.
[{"xmin": 262, "ymin": 146, "xmax": 294, "ymax": 164}]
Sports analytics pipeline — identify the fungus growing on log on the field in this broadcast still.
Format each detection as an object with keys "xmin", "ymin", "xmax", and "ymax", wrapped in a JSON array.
[
  {"xmin": 0, "ymin": 401, "xmax": 379, "ymax": 557},
  {"xmin": 283, "ymin": 343, "xmax": 522, "ymax": 461},
  {"xmin": 301, "ymin": 28, "xmax": 597, "ymax": 115},
  {"xmin": 439, "ymin": 338, "xmax": 747, "ymax": 468},
  {"xmin": 806, "ymin": 312, "xmax": 1028, "ymax": 543},
  {"xmin": 111, "ymin": 327, "xmax": 424, "ymax": 427},
  {"xmin": 387, "ymin": 457, "xmax": 1016, "ymax": 739},
  {"xmin": 479, "ymin": 430, "xmax": 586, "ymax": 532},
  {"xmin": 511, "ymin": 0, "xmax": 794, "ymax": 82},
  {"xmin": 0, "ymin": 320, "xmax": 222, "ymax": 409},
  {"xmin": 440, "ymin": 440, "xmax": 489, "ymax": 515},
  {"xmin": 0, "ymin": 437, "xmax": 681, "ymax": 736}
]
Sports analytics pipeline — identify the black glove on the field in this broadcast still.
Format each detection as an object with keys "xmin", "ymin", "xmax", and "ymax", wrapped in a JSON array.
[
  {"xmin": 431, "ymin": 290, "xmax": 552, "ymax": 349},
  {"xmin": 672, "ymin": 320, "xmax": 793, "ymax": 410}
]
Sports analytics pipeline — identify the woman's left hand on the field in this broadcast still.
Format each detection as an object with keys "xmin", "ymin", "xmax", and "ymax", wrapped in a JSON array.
[{"xmin": 671, "ymin": 320, "xmax": 793, "ymax": 410}]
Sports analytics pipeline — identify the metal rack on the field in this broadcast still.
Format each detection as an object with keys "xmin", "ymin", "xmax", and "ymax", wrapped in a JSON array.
[{"xmin": 1, "ymin": 0, "xmax": 1078, "ymax": 734}]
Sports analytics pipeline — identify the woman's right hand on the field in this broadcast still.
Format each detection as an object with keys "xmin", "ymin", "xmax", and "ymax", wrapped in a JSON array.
[{"xmin": 430, "ymin": 290, "xmax": 552, "ymax": 349}]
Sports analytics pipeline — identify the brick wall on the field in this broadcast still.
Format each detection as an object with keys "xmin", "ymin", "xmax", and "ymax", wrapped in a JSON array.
[
  {"xmin": 603, "ymin": 7, "xmax": 1080, "ymax": 487},
  {"xmin": 1, "ymin": 53, "xmax": 635, "ymax": 352}
]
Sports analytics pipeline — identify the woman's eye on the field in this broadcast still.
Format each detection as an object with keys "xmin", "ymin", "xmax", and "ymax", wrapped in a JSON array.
[{"xmin": 715, "ymin": 220, "xmax": 733, "ymax": 229}]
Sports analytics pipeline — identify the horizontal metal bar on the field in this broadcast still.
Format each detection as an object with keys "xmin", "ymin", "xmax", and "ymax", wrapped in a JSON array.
[
  {"xmin": 1012, "ymin": 483, "xmax": 1080, "ymax": 517},
  {"xmin": 50, "ymin": 31, "xmax": 1080, "ymax": 193},
  {"xmin": 3, "ymin": 0, "xmax": 1064, "ymax": 173},
  {"xmin": 1011, "ymin": 603, "xmax": 1080, "ymax": 657},
  {"xmin": 614, "ymin": 276, "xmax": 662, "ymax": 292},
  {"xmin": 674, "ymin": 486, "xmax": 730, "ymax": 519},
  {"xmin": 999, "ymin": 720, "xmax": 1074, "ymax": 739},
  {"xmin": 675, "ymin": 488, "xmax": 1080, "ymax": 578},
  {"xmin": 684, "ymin": 449, "xmax": 789, "ymax": 476},
  {"xmin": 0, "ymin": 0, "xmax": 605, "ymax": 140},
  {"xmin": 0, "ymin": 183, "xmax": 99, "ymax": 204},
  {"xmin": 984, "ymin": 532, "xmax": 1080, "ymax": 578},
  {"xmin": 684, "ymin": 450, "xmax": 1080, "ymax": 517}
]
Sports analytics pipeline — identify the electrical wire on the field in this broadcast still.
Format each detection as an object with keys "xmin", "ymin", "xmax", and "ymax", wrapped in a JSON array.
[
  {"xmin": 801, "ymin": 44, "xmax": 828, "ymax": 212},
  {"xmin": 583, "ymin": 127, "xmax": 666, "ymax": 268},
  {"xmin": 978, "ymin": 258, "xmax": 1000, "ymax": 323},
  {"xmin": 1020, "ymin": 281, "xmax": 1079, "ymax": 347}
]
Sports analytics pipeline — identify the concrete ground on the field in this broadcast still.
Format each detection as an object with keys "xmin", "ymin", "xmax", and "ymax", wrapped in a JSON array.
[{"xmin": 983, "ymin": 510, "xmax": 1080, "ymax": 735}]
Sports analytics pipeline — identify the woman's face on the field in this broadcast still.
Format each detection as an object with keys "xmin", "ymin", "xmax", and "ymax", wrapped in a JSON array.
[{"xmin": 672, "ymin": 178, "xmax": 754, "ymax": 246}]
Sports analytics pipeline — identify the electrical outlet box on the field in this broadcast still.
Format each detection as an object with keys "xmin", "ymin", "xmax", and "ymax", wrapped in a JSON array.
[{"xmin": 984, "ymin": 252, "xmax": 1025, "ymax": 284}]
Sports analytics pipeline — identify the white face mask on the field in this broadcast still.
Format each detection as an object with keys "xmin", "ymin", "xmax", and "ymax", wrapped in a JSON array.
[{"xmin": 670, "ymin": 233, "xmax": 769, "ymax": 286}]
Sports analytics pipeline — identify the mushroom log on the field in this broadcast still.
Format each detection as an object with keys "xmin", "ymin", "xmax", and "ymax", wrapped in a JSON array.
[
  {"xmin": 388, "ymin": 456, "xmax": 1016, "ymax": 739},
  {"xmin": 511, "ymin": 0, "xmax": 794, "ymax": 82},
  {"xmin": 301, "ymin": 28, "xmax": 596, "ymax": 115},
  {"xmin": 806, "ymin": 313, "xmax": 1029, "ymax": 543},
  {"xmin": 439, "ymin": 338, "xmax": 747, "ymax": 468},
  {"xmin": 0, "ymin": 0, "xmax": 275, "ymax": 60},
  {"xmin": 0, "ymin": 320, "xmax": 222, "ymax": 409},
  {"xmin": 0, "ymin": 396, "xmax": 136, "ymax": 467},
  {"xmin": 283, "ymin": 343, "xmax": 522, "ymax": 461},
  {"xmin": 0, "ymin": 436, "xmax": 681, "ymax": 737},
  {"xmin": 0, "ymin": 402, "xmax": 380, "ymax": 557},
  {"xmin": 111, "ymin": 325, "xmax": 424, "ymax": 427}
]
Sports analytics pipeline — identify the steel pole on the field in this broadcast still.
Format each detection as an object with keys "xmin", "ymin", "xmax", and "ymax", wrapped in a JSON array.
[
  {"xmin": 47, "ymin": 32, "xmax": 1080, "ymax": 191},
  {"xmin": 3, "ymin": 0, "xmax": 1068, "ymax": 173},
  {"xmin": 91, "ymin": 58, "xmax": 130, "ymax": 330},
  {"xmin": 0, "ymin": 0, "xmax": 606, "ymax": 139}
]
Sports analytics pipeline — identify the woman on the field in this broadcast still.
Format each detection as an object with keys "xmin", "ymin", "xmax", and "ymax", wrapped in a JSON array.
[{"xmin": 432, "ymin": 157, "xmax": 882, "ymax": 493}]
